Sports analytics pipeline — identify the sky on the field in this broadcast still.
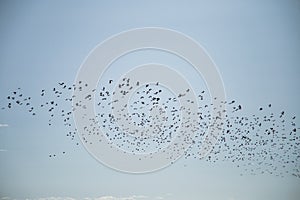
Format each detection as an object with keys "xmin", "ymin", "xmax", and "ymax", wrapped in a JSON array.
[{"xmin": 0, "ymin": 0, "xmax": 300, "ymax": 200}]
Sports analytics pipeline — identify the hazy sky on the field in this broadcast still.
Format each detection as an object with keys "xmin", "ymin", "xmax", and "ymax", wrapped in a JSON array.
[{"xmin": 0, "ymin": 0, "xmax": 300, "ymax": 200}]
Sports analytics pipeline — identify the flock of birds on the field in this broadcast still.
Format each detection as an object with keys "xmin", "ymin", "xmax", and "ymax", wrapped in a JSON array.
[
  {"xmin": 1, "ymin": 77, "xmax": 299, "ymax": 178},
  {"xmin": 1, "ymin": 82, "xmax": 78, "ymax": 158}
]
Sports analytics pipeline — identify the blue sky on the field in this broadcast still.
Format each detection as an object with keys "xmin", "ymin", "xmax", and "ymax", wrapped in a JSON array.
[{"xmin": 0, "ymin": 0, "xmax": 300, "ymax": 200}]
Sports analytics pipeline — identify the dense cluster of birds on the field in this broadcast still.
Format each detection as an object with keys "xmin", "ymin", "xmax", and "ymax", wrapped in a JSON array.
[
  {"xmin": 94, "ymin": 78, "xmax": 184, "ymax": 154},
  {"xmin": 1, "ymin": 77, "xmax": 299, "ymax": 178}
]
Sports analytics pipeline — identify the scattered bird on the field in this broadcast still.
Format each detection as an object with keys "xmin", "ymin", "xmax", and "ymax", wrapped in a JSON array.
[{"xmin": 1, "ymin": 78, "xmax": 299, "ymax": 179}]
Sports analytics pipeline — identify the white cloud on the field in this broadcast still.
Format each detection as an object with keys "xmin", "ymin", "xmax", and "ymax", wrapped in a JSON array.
[
  {"xmin": 35, "ymin": 197, "xmax": 75, "ymax": 200},
  {"xmin": 94, "ymin": 197, "xmax": 114, "ymax": 200},
  {"xmin": 0, "ymin": 124, "xmax": 8, "ymax": 127},
  {"xmin": 0, "ymin": 149, "xmax": 8, "ymax": 152},
  {"xmin": 94, "ymin": 195, "xmax": 148, "ymax": 200},
  {"xmin": 1, "ymin": 195, "xmax": 152, "ymax": 200},
  {"xmin": 129, "ymin": 195, "xmax": 148, "ymax": 200}
]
